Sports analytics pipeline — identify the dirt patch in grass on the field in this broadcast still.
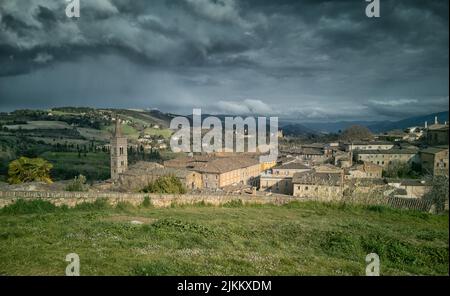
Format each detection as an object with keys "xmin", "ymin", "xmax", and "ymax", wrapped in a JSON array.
[{"xmin": 102, "ymin": 215, "xmax": 157, "ymax": 224}]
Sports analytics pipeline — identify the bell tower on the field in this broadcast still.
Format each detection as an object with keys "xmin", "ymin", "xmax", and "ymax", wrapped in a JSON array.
[{"xmin": 110, "ymin": 115, "xmax": 128, "ymax": 180}]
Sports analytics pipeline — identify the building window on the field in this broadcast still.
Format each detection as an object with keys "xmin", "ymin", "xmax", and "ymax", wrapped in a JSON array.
[{"xmin": 305, "ymin": 186, "xmax": 309, "ymax": 191}]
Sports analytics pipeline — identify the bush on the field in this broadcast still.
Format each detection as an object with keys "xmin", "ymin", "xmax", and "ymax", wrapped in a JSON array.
[
  {"xmin": 141, "ymin": 175, "xmax": 186, "ymax": 194},
  {"xmin": 65, "ymin": 174, "xmax": 88, "ymax": 192},
  {"xmin": 0, "ymin": 199, "xmax": 61, "ymax": 215},
  {"xmin": 73, "ymin": 198, "xmax": 110, "ymax": 211}
]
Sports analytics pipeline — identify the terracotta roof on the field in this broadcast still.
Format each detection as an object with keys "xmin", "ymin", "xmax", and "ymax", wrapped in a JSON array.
[
  {"xmin": 400, "ymin": 179, "xmax": 429, "ymax": 187},
  {"xmin": 192, "ymin": 157, "xmax": 260, "ymax": 174},
  {"xmin": 275, "ymin": 162, "xmax": 310, "ymax": 170},
  {"xmin": 354, "ymin": 149, "xmax": 417, "ymax": 155},
  {"xmin": 346, "ymin": 141, "xmax": 393, "ymax": 146},
  {"xmin": 301, "ymin": 147, "xmax": 323, "ymax": 155},
  {"xmin": 420, "ymin": 147, "xmax": 449, "ymax": 155},
  {"xmin": 348, "ymin": 178, "xmax": 386, "ymax": 186},
  {"xmin": 121, "ymin": 162, "xmax": 192, "ymax": 178},
  {"xmin": 165, "ymin": 156, "xmax": 259, "ymax": 174}
]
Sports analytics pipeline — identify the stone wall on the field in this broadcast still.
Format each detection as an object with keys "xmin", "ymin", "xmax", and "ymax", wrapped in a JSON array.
[
  {"xmin": 0, "ymin": 191, "xmax": 298, "ymax": 209},
  {"xmin": 0, "ymin": 191, "xmax": 443, "ymax": 212}
]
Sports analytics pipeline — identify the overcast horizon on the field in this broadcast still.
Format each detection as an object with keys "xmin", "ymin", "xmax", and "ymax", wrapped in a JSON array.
[{"xmin": 0, "ymin": 0, "xmax": 448, "ymax": 121}]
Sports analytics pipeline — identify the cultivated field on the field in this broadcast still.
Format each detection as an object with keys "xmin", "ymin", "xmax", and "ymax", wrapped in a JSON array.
[{"xmin": 0, "ymin": 199, "xmax": 447, "ymax": 276}]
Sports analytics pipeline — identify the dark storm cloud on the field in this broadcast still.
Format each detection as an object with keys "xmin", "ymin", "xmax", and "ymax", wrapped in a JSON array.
[{"xmin": 0, "ymin": 0, "xmax": 448, "ymax": 120}]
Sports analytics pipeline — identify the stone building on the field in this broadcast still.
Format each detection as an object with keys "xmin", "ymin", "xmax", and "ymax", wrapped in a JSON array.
[
  {"xmin": 292, "ymin": 170, "xmax": 344, "ymax": 201},
  {"xmin": 345, "ymin": 162, "xmax": 383, "ymax": 179},
  {"xmin": 353, "ymin": 149, "xmax": 419, "ymax": 168},
  {"xmin": 333, "ymin": 151, "xmax": 353, "ymax": 168},
  {"xmin": 387, "ymin": 179, "xmax": 432, "ymax": 198},
  {"xmin": 420, "ymin": 146, "xmax": 449, "ymax": 176},
  {"xmin": 425, "ymin": 117, "xmax": 449, "ymax": 146},
  {"xmin": 110, "ymin": 116, "xmax": 128, "ymax": 180},
  {"xmin": 164, "ymin": 155, "xmax": 261, "ymax": 189},
  {"xmin": 259, "ymin": 162, "xmax": 311, "ymax": 195},
  {"xmin": 116, "ymin": 162, "xmax": 202, "ymax": 192},
  {"xmin": 341, "ymin": 141, "xmax": 394, "ymax": 152}
]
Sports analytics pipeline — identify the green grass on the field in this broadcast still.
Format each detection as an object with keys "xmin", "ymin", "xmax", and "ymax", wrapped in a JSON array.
[
  {"xmin": 103, "ymin": 124, "xmax": 139, "ymax": 140},
  {"xmin": 4, "ymin": 121, "xmax": 71, "ymax": 130},
  {"xmin": 0, "ymin": 200, "xmax": 447, "ymax": 276},
  {"xmin": 143, "ymin": 127, "xmax": 173, "ymax": 139}
]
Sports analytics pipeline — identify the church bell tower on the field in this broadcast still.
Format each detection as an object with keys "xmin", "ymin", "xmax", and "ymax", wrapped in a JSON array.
[{"xmin": 110, "ymin": 115, "xmax": 128, "ymax": 180}]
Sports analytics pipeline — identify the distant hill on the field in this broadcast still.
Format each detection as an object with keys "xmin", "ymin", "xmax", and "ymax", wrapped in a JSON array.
[
  {"xmin": 300, "ymin": 121, "xmax": 384, "ymax": 134},
  {"xmin": 297, "ymin": 111, "xmax": 449, "ymax": 134},
  {"xmin": 367, "ymin": 111, "xmax": 449, "ymax": 133},
  {"xmin": 280, "ymin": 123, "xmax": 318, "ymax": 136}
]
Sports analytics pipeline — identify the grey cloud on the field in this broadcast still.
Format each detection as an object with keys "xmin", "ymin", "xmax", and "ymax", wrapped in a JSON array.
[{"xmin": 0, "ymin": 0, "xmax": 448, "ymax": 121}]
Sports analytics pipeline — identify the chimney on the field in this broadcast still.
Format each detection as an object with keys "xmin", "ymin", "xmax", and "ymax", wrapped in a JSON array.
[
  {"xmin": 435, "ymin": 116, "xmax": 438, "ymax": 125},
  {"xmin": 425, "ymin": 121, "xmax": 428, "ymax": 129}
]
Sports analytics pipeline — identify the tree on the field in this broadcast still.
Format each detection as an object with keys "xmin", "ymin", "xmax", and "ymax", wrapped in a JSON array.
[
  {"xmin": 8, "ymin": 157, "xmax": 53, "ymax": 184},
  {"xmin": 424, "ymin": 174, "xmax": 449, "ymax": 213},
  {"xmin": 383, "ymin": 161, "xmax": 415, "ymax": 179},
  {"xmin": 340, "ymin": 125, "xmax": 373, "ymax": 142}
]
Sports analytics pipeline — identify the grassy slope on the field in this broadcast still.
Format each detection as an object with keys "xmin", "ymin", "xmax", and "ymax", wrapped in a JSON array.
[
  {"xmin": 143, "ymin": 127, "xmax": 173, "ymax": 139},
  {"xmin": 103, "ymin": 124, "xmax": 140, "ymax": 140},
  {"xmin": 40, "ymin": 152, "xmax": 110, "ymax": 181},
  {"xmin": 0, "ymin": 200, "xmax": 447, "ymax": 276}
]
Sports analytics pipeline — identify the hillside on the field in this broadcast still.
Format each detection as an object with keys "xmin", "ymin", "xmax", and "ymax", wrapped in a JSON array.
[
  {"xmin": 280, "ymin": 123, "xmax": 318, "ymax": 136},
  {"xmin": 368, "ymin": 111, "xmax": 449, "ymax": 133},
  {"xmin": 298, "ymin": 111, "xmax": 449, "ymax": 134},
  {"xmin": 0, "ymin": 199, "xmax": 447, "ymax": 275},
  {"xmin": 0, "ymin": 108, "xmax": 175, "ymax": 182}
]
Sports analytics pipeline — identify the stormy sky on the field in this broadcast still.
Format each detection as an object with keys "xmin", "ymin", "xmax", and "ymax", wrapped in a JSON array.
[{"xmin": 0, "ymin": 0, "xmax": 448, "ymax": 121}]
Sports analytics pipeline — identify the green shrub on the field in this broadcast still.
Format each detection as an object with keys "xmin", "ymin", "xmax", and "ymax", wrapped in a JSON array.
[
  {"xmin": 65, "ymin": 174, "xmax": 88, "ymax": 192},
  {"xmin": 141, "ymin": 175, "xmax": 186, "ymax": 194}
]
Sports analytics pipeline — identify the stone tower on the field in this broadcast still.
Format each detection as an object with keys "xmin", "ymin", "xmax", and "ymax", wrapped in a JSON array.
[{"xmin": 110, "ymin": 115, "xmax": 128, "ymax": 180}]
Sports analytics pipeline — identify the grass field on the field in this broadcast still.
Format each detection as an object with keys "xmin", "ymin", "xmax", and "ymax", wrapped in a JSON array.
[
  {"xmin": 40, "ymin": 152, "xmax": 110, "ymax": 181},
  {"xmin": 143, "ymin": 127, "xmax": 173, "ymax": 139},
  {"xmin": 103, "ymin": 124, "xmax": 140, "ymax": 140},
  {"xmin": 4, "ymin": 121, "xmax": 72, "ymax": 130},
  {"xmin": 0, "ymin": 200, "xmax": 447, "ymax": 276}
]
